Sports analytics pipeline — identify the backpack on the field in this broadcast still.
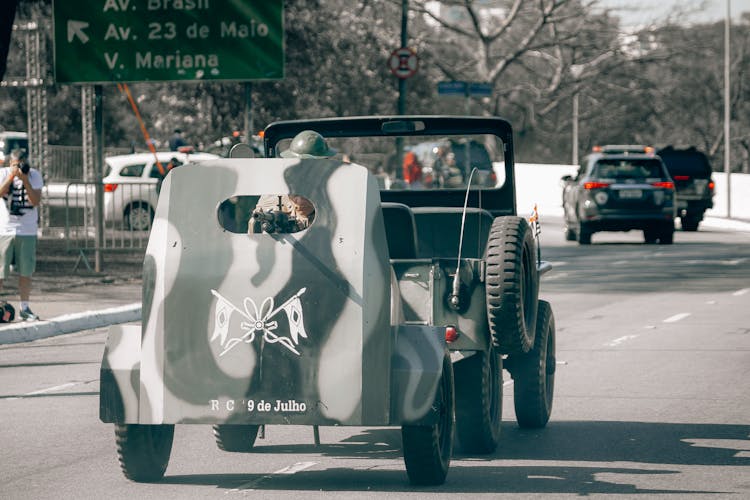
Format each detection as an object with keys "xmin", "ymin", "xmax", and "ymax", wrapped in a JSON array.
[{"xmin": 1, "ymin": 302, "xmax": 15, "ymax": 323}]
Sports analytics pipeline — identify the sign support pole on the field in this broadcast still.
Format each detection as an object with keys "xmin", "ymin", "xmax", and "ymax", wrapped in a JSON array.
[
  {"xmin": 94, "ymin": 84, "xmax": 104, "ymax": 272},
  {"xmin": 394, "ymin": 0, "xmax": 408, "ymax": 179},
  {"xmin": 244, "ymin": 82, "xmax": 253, "ymax": 143}
]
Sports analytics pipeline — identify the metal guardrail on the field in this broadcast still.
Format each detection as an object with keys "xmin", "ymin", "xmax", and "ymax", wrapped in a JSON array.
[
  {"xmin": 45, "ymin": 145, "xmax": 131, "ymax": 181},
  {"xmin": 42, "ymin": 180, "xmax": 156, "ymax": 268}
]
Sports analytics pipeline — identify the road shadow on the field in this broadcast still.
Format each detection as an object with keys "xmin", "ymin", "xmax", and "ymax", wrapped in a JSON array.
[{"xmin": 161, "ymin": 420, "xmax": 747, "ymax": 494}]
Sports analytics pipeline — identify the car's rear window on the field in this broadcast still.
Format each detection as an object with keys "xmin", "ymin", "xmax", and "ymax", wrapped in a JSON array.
[
  {"xmin": 1, "ymin": 137, "xmax": 28, "ymax": 155},
  {"xmin": 118, "ymin": 163, "xmax": 146, "ymax": 177},
  {"xmin": 657, "ymin": 150, "xmax": 712, "ymax": 178},
  {"xmin": 593, "ymin": 159, "xmax": 666, "ymax": 179}
]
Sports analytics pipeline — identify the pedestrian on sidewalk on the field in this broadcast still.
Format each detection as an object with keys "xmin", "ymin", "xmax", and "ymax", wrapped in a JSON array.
[{"xmin": 0, "ymin": 149, "xmax": 43, "ymax": 321}]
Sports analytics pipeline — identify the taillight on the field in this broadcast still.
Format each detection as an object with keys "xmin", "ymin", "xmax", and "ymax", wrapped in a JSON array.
[
  {"xmin": 104, "ymin": 183, "xmax": 118, "ymax": 192},
  {"xmin": 673, "ymin": 175, "xmax": 690, "ymax": 181},
  {"xmin": 445, "ymin": 326, "xmax": 459, "ymax": 343},
  {"xmin": 644, "ymin": 146, "xmax": 655, "ymax": 154},
  {"xmin": 708, "ymin": 181, "xmax": 715, "ymax": 190},
  {"xmin": 651, "ymin": 181, "xmax": 674, "ymax": 189},
  {"xmin": 584, "ymin": 182, "xmax": 610, "ymax": 190},
  {"xmin": 489, "ymin": 171, "xmax": 497, "ymax": 185},
  {"xmin": 592, "ymin": 145, "xmax": 602, "ymax": 152}
]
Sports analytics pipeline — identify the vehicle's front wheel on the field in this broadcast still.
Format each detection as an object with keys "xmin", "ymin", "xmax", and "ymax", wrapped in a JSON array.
[
  {"xmin": 454, "ymin": 349, "xmax": 502, "ymax": 453},
  {"xmin": 402, "ymin": 353, "xmax": 454, "ymax": 486},
  {"xmin": 485, "ymin": 216, "xmax": 539, "ymax": 354},
  {"xmin": 124, "ymin": 202, "xmax": 154, "ymax": 231},
  {"xmin": 509, "ymin": 300, "xmax": 555, "ymax": 429},
  {"xmin": 212, "ymin": 424, "xmax": 260, "ymax": 452},
  {"xmin": 115, "ymin": 424, "xmax": 174, "ymax": 482}
]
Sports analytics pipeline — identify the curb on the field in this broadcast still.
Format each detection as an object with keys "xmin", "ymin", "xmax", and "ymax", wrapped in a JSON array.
[{"xmin": 0, "ymin": 302, "xmax": 141, "ymax": 345}]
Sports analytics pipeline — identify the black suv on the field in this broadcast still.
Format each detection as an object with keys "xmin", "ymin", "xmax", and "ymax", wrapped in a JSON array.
[
  {"xmin": 656, "ymin": 146, "xmax": 714, "ymax": 231},
  {"xmin": 562, "ymin": 148, "xmax": 676, "ymax": 244}
]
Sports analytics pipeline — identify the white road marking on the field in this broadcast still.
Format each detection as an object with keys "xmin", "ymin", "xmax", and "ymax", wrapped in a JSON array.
[
  {"xmin": 612, "ymin": 260, "xmax": 629, "ymax": 265},
  {"xmin": 227, "ymin": 462, "xmax": 317, "ymax": 492},
  {"xmin": 663, "ymin": 313, "xmax": 691, "ymax": 323},
  {"xmin": 706, "ymin": 300, "xmax": 717, "ymax": 305},
  {"xmin": 25, "ymin": 382, "xmax": 80, "ymax": 396},
  {"xmin": 605, "ymin": 335, "xmax": 639, "ymax": 347},
  {"xmin": 274, "ymin": 462, "xmax": 317, "ymax": 474},
  {"xmin": 732, "ymin": 288, "xmax": 749, "ymax": 296}
]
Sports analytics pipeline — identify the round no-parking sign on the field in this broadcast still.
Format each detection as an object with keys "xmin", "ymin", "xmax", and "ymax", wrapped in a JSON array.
[{"xmin": 388, "ymin": 47, "xmax": 418, "ymax": 79}]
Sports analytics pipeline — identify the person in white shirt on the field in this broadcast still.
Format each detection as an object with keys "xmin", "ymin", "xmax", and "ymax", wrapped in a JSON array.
[{"xmin": 0, "ymin": 149, "xmax": 43, "ymax": 321}]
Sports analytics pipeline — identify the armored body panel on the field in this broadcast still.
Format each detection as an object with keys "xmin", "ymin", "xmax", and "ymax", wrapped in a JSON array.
[{"xmin": 102, "ymin": 159, "xmax": 448, "ymax": 426}]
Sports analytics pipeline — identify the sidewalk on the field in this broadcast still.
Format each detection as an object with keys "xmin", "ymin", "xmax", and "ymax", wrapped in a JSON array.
[{"xmin": 0, "ymin": 239, "xmax": 143, "ymax": 345}]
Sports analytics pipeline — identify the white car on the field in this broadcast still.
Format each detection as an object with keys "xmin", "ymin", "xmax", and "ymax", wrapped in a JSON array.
[{"xmin": 45, "ymin": 151, "xmax": 219, "ymax": 231}]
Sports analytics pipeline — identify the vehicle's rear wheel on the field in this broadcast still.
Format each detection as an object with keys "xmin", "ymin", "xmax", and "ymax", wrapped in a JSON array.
[
  {"xmin": 564, "ymin": 227, "xmax": 577, "ymax": 241},
  {"xmin": 115, "ymin": 424, "xmax": 174, "ymax": 482},
  {"xmin": 660, "ymin": 225, "xmax": 675, "ymax": 244},
  {"xmin": 402, "ymin": 353, "xmax": 454, "ymax": 486},
  {"xmin": 485, "ymin": 216, "xmax": 539, "ymax": 354},
  {"xmin": 125, "ymin": 202, "xmax": 154, "ymax": 231},
  {"xmin": 680, "ymin": 215, "xmax": 700, "ymax": 232},
  {"xmin": 644, "ymin": 228, "xmax": 658, "ymax": 244},
  {"xmin": 454, "ymin": 349, "xmax": 502, "ymax": 453},
  {"xmin": 212, "ymin": 424, "xmax": 260, "ymax": 452},
  {"xmin": 577, "ymin": 223, "xmax": 592, "ymax": 245},
  {"xmin": 510, "ymin": 300, "xmax": 555, "ymax": 429}
]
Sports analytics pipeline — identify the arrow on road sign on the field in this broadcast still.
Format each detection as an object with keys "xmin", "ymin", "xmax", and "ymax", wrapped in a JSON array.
[{"xmin": 67, "ymin": 20, "xmax": 90, "ymax": 43}]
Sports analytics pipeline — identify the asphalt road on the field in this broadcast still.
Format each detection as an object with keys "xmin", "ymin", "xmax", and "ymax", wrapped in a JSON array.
[{"xmin": 1, "ymin": 217, "xmax": 748, "ymax": 499}]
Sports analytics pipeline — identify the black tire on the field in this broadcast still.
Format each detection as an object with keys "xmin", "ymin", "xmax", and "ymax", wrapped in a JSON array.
[
  {"xmin": 680, "ymin": 216, "xmax": 700, "ymax": 232},
  {"xmin": 454, "ymin": 349, "xmax": 502, "ymax": 453},
  {"xmin": 577, "ymin": 222, "xmax": 592, "ymax": 245},
  {"xmin": 659, "ymin": 227, "xmax": 674, "ymax": 244},
  {"xmin": 212, "ymin": 424, "xmax": 260, "ymax": 452},
  {"xmin": 511, "ymin": 300, "xmax": 555, "ymax": 429},
  {"xmin": 564, "ymin": 227, "xmax": 576, "ymax": 241},
  {"xmin": 644, "ymin": 228, "xmax": 658, "ymax": 244},
  {"xmin": 125, "ymin": 202, "xmax": 154, "ymax": 231},
  {"xmin": 115, "ymin": 424, "xmax": 174, "ymax": 482},
  {"xmin": 402, "ymin": 353, "xmax": 454, "ymax": 486},
  {"xmin": 485, "ymin": 216, "xmax": 539, "ymax": 354}
]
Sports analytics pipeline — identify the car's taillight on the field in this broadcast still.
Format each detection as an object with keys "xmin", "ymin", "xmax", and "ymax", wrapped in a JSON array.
[
  {"xmin": 708, "ymin": 181, "xmax": 715, "ymax": 191},
  {"xmin": 104, "ymin": 183, "xmax": 118, "ymax": 192},
  {"xmin": 651, "ymin": 181, "xmax": 674, "ymax": 189},
  {"xmin": 489, "ymin": 171, "xmax": 497, "ymax": 185},
  {"xmin": 673, "ymin": 175, "xmax": 690, "ymax": 181},
  {"xmin": 584, "ymin": 182, "xmax": 610, "ymax": 190}
]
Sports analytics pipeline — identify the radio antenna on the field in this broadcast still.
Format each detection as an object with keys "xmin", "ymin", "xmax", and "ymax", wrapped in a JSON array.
[{"xmin": 449, "ymin": 167, "xmax": 478, "ymax": 310}]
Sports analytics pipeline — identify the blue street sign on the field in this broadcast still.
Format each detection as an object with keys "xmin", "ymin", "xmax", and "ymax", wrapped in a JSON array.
[
  {"xmin": 437, "ymin": 81, "xmax": 493, "ymax": 97},
  {"xmin": 437, "ymin": 81, "xmax": 467, "ymax": 95},
  {"xmin": 468, "ymin": 82, "xmax": 493, "ymax": 96}
]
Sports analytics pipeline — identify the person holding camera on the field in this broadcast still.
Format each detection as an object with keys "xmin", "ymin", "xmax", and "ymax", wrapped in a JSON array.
[{"xmin": 0, "ymin": 149, "xmax": 43, "ymax": 321}]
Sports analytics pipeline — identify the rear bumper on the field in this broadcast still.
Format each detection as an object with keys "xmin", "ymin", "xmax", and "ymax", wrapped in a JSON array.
[{"xmin": 582, "ymin": 212, "xmax": 674, "ymax": 231}]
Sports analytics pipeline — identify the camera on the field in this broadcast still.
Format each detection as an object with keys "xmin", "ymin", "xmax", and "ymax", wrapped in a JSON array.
[{"xmin": 20, "ymin": 161, "xmax": 30, "ymax": 175}]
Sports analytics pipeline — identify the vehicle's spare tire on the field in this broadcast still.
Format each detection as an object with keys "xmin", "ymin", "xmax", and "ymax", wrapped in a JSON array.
[{"xmin": 485, "ymin": 216, "xmax": 539, "ymax": 354}]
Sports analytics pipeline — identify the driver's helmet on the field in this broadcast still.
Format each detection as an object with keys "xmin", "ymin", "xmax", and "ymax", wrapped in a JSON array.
[{"xmin": 280, "ymin": 130, "xmax": 337, "ymax": 159}]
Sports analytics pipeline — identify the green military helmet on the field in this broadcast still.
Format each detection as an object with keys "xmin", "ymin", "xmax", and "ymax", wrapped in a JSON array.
[{"xmin": 280, "ymin": 130, "xmax": 337, "ymax": 159}]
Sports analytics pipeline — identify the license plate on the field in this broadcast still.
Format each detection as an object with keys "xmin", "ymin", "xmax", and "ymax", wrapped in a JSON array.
[{"xmin": 618, "ymin": 189, "xmax": 642, "ymax": 199}]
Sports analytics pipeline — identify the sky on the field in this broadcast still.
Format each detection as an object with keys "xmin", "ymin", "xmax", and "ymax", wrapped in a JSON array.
[{"xmin": 601, "ymin": 0, "xmax": 750, "ymax": 27}]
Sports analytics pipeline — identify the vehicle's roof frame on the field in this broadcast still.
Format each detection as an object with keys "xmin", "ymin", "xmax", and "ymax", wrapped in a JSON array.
[{"xmin": 263, "ymin": 115, "xmax": 517, "ymax": 216}]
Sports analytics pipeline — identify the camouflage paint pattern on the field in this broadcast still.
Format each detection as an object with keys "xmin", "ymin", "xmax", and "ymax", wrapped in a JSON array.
[{"xmin": 100, "ymin": 158, "xmax": 448, "ymax": 426}]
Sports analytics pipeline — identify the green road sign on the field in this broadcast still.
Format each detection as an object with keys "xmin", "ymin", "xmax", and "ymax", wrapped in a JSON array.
[{"xmin": 53, "ymin": 0, "xmax": 283, "ymax": 84}]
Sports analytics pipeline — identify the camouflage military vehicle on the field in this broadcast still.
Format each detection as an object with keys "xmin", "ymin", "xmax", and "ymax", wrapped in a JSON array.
[{"xmin": 99, "ymin": 116, "xmax": 556, "ymax": 486}]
